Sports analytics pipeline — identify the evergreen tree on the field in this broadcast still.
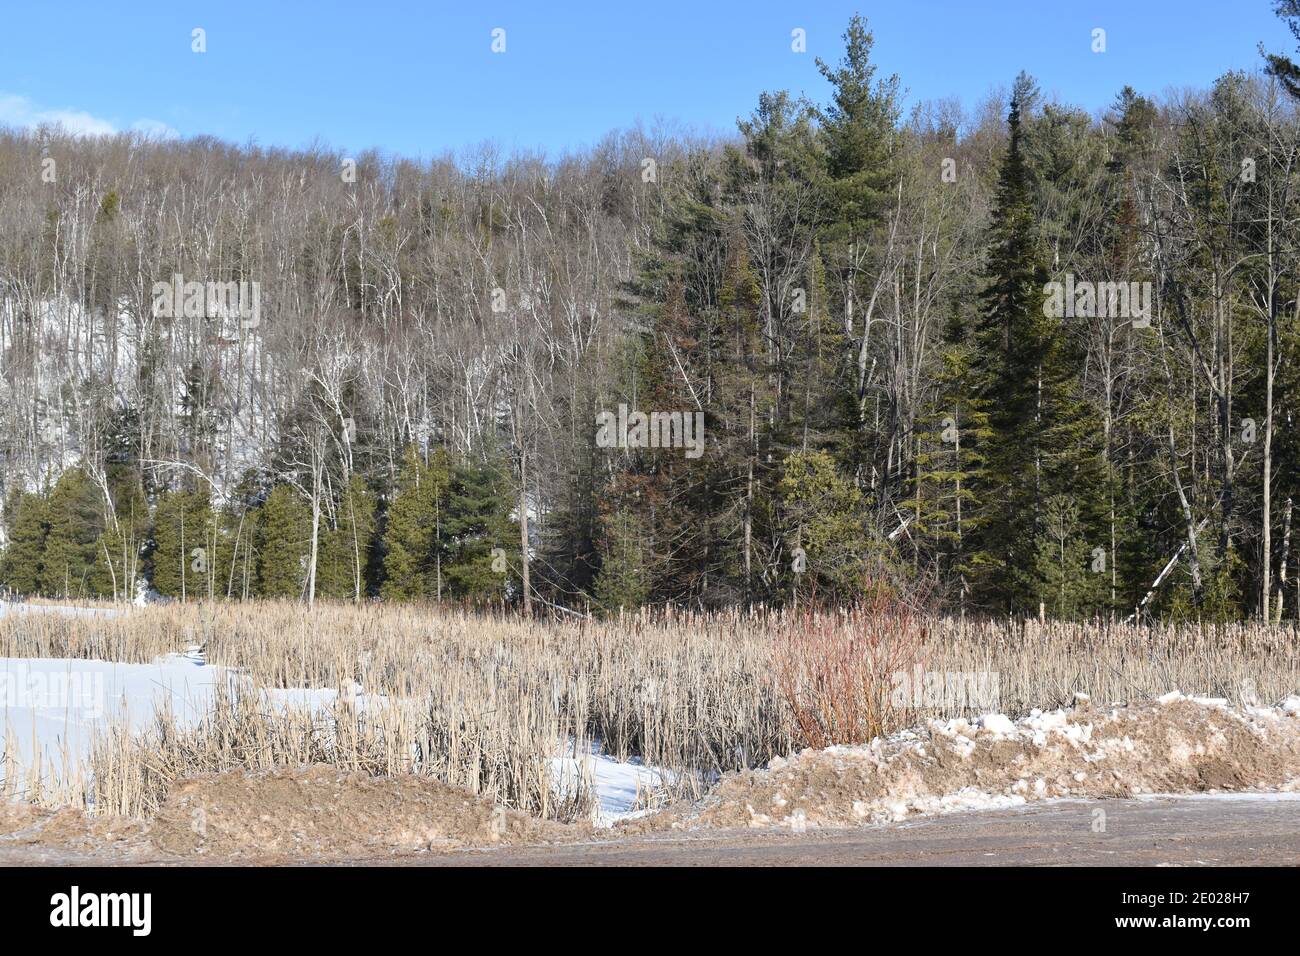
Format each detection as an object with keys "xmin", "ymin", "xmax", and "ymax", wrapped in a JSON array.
[
  {"xmin": 591, "ymin": 507, "xmax": 653, "ymax": 614},
  {"xmin": 813, "ymin": 14, "xmax": 900, "ymax": 479},
  {"xmin": 255, "ymin": 484, "xmax": 312, "ymax": 599},
  {"xmin": 381, "ymin": 446, "xmax": 450, "ymax": 601},
  {"xmin": 0, "ymin": 489, "xmax": 49, "ymax": 596},
  {"xmin": 791, "ymin": 245, "xmax": 858, "ymax": 459},
  {"xmin": 442, "ymin": 454, "xmax": 515, "ymax": 603},
  {"xmin": 149, "ymin": 487, "xmax": 216, "ymax": 600},
  {"xmin": 967, "ymin": 74, "xmax": 1107, "ymax": 615},
  {"xmin": 318, "ymin": 473, "xmax": 377, "ymax": 601},
  {"xmin": 1033, "ymin": 495, "xmax": 1107, "ymax": 619},
  {"xmin": 778, "ymin": 449, "xmax": 873, "ymax": 602},
  {"xmin": 1263, "ymin": 1, "xmax": 1300, "ymax": 100},
  {"xmin": 814, "ymin": 15, "xmax": 900, "ymax": 235},
  {"xmin": 537, "ymin": 428, "xmax": 601, "ymax": 608},
  {"xmin": 911, "ymin": 306, "xmax": 991, "ymax": 601},
  {"xmin": 702, "ymin": 228, "xmax": 774, "ymax": 605},
  {"xmin": 41, "ymin": 468, "xmax": 105, "ymax": 598}
]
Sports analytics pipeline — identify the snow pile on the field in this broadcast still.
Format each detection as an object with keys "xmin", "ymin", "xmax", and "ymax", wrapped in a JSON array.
[{"xmin": 652, "ymin": 693, "xmax": 1300, "ymax": 831}]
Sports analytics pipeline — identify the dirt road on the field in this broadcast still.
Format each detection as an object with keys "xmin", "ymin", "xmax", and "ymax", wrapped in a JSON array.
[
  {"xmin": 2, "ymin": 793, "xmax": 1297, "ymax": 866},
  {"xmin": 410, "ymin": 794, "xmax": 1300, "ymax": 866}
]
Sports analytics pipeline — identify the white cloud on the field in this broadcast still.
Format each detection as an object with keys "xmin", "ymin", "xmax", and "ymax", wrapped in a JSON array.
[{"xmin": 0, "ymin": 93, "xmax": 176, "ymax": 139}]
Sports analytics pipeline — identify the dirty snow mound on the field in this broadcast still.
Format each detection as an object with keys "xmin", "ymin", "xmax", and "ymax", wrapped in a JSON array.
[
  {"xmin": 148, "ymin": 765, "xmax": 580, "ymax": 858},
  {"xmin": 652, "ymin": 694, "xmax": 1300, "ymax": 831},
  {"xmin": 0, "ymin": 801, "xmax": 148, "ymax": 857}
]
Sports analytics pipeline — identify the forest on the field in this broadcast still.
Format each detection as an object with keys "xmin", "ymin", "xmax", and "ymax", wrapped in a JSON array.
[{"xmin": 1, "ymin": 12, "xmax": 1299, "ymax": 623}]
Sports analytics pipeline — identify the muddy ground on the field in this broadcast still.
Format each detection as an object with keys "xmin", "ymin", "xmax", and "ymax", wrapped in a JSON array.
[{"xmin": 2, "ymin": 794, "xmax": 1299, "ymax": 865}]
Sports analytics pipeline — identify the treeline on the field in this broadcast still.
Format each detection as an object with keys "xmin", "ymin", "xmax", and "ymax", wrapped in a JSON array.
[
  {"xmin": 1, "ymin": 11, "xmax": 1300, "ymax": 620},
  {"xmin": 0, "ymin": 449, "xmax": 517, "ymax": 603}
]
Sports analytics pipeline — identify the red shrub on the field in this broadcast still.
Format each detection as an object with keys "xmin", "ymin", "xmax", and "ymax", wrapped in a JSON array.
[{"xmin": 774, "ymin": 591, "xmax": 929, "ymax": 749}]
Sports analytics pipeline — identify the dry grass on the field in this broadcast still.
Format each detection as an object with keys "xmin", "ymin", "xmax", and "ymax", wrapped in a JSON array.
[{"xmin": 2, "ymin": 601, "xmax": 1298, "ymax": 822}]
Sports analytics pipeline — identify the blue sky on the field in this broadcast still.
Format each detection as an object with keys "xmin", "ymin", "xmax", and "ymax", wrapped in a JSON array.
[{"xmin": 0, "ymin": 1, "xmax": 1294, "ymax": 159}]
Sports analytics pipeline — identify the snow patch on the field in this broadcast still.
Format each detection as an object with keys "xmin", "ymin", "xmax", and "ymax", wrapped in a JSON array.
[{"xmin": 550, "ymin": 740, "xmax": 672, "ymax": 827}]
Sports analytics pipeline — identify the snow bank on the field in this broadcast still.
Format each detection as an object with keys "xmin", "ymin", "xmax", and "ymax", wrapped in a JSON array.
[
  {"xmin": 0, "ymin": 602, "xmax": 126, "ymax": 619},
  {"xmin": 655, "ymin": 693, "xmax": 1300, "ymax": 831}
]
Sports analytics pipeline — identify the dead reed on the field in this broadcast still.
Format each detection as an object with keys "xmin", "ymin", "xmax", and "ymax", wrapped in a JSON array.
[{"xmin": 2, "ymin": 601, "xmax": 1298, "ymax": 820}]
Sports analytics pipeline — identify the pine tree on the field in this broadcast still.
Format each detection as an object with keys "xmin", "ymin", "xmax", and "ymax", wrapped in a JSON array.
[
  {"xmin": 149, "ymin": 488, "xmax": 216, "ymax": 600},
  {"xmin": 968, "ymin": 74, "xmax": 1107, "ymax": 615},
  {"xmin": 0, "ymin": 489, "xmax": 49, "ymax": 596},
  {"xmin": 381, "ymin": 446, "xmax": 449, "ymax": 601},
  {"xmin": 255, "ymin": 484, "xmax": 312, "ymax": 599},
  {"xmin": 41, "ymin": 468, "xmax": 105, "ymax": 599},
  {"xmin": 1263, "ymin": 1, "xmax": 1300, "ymax": 100},
  {"xmin": 815, "ymin": 15, "xmax": 900, "ymax": 236},
  {"xmin": 813, "ymin": 14, "xmax": 900, "ymax": 480}
]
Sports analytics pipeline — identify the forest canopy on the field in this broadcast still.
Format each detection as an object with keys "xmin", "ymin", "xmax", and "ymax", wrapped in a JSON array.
[{"xmin": 1, "ymin": 12, "xmax": 1299, "ymax": 623}]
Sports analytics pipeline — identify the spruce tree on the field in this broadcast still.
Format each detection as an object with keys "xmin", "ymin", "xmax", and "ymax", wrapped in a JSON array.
[
  {"xmin": 1, "ymin": 489, "xmax": 49, "ymax": 596},
  {"xmin": 41, "ymin": 468, "xmax": 105, "ymax": 599},
  {"xmin": 255, "ymin": 484, "xmax": 312, "ymax": 599},
  {"xmin": 442, "ymin": 454, "xmax": 515, "ymax": 603},
  {"xmin": 967, "ymin": 74, "xmax": 1049, "ymax": 611},
  {"xmin": 968, "ymin": 74, "xmax": 1106, "ymax": 615},
  {"xmin": 149, "ymin": 488, "xmax": 216, "ymax": 600},
  {"xmin": 591, "ymin": 507, "xmax": 653, "ymax": 614},
  {"xmin": 912, "ymin": 306, "xmax": 991, "ymax": 601},
  {"xmin": 381, "ymin": 446, "xmax": 449, "ymax": 601}
]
